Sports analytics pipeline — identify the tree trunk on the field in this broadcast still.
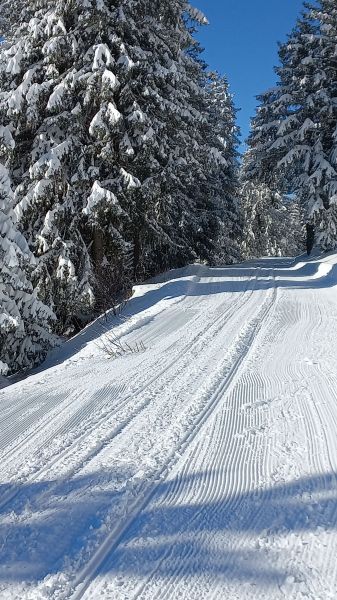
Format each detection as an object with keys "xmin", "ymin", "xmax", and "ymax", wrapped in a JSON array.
[
  {"xmin": 133, "ymin": 230, "xmax": 141, "ymax": 279},
  {"xmin": 306, "ymin": 223, "xmax": 315, "ymax": 256},
  {"xmin": 93, "ymin": 227, "xmax": 104, "ymax": 267}
]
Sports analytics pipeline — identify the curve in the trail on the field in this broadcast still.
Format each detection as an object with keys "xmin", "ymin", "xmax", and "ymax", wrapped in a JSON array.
[
  {"xmin": 1, "ymin": 255, "xmax": 337, "ymax": 600},
  {"xmin": 0, "ymin": 266, "xmax": 256, "ymax": 511},
  {"xmin": 0, "ymin": 263, "xmax": 265, "ymax": 598},
  {"xmin": 76, "ymin": 257, "xmax": 337, "ymax": 600},
  {"xmin": 71, "ymin": 276, "xmax": 278, "ymax": 600}
]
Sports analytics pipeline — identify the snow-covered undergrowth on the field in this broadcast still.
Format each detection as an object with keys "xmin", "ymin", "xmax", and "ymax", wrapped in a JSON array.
[{"xmin": 0, "ymin": 254, "xmax": 337, "ymax": 599}]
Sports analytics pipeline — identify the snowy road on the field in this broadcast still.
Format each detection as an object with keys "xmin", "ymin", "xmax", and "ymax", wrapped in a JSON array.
[{"xmin": 1, "ymin": 254, "xmax": 337, "ymax": 599}]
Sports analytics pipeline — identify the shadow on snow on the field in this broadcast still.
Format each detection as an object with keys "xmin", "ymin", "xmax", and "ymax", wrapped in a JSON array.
[{"xmin": 0, "ymin": 468, "xmax": 336, "ymax": 587}]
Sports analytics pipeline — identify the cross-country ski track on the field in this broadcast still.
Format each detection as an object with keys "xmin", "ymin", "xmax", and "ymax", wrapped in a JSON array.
[{"xmin": 1, "ymin": 253, "xmax": 337, "ymax": 600}]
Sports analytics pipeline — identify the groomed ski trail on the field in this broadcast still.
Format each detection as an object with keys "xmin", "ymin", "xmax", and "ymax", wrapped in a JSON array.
[{"xmin": 0, "ymin": 254, "xmax": 337, "ymax": 600}]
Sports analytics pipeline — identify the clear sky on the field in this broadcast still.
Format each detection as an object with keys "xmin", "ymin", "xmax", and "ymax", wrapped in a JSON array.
[{"xmin": 196, "ymin": 0, "xmax": 304, "ymax": 149}]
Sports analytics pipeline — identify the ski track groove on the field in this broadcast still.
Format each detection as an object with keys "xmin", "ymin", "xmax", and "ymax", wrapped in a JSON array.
[
  {"xmin": 0, "ymin": 270, "xmax": 257, "ymax": 513},
  {"xmin": 239, "ymin": 295, "xmax": 323, "ymax": 596},
  {"xmin": 219, "ymin": 289, "xmax": 326, "ymax": 596},
  {"xmin": 128, "ymin": 370, "xmax": 270, "ymax": 600},
  {"xmin": 72, "ymin": 274, "xmax": 278, "ymax": 600},
  {"xmin": 0, "ymin": 268, "xmax": 206, "ymax": 456},
  {"xmin": 176, "ymin": 281, "xmax": 279, "ymax": 599},
  {"xmin": 224, "ymin": 286, "xmax": 337, "ymax": 599}
]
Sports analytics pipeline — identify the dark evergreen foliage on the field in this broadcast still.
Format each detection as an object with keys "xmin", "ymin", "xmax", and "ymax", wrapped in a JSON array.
[
  {"xmin": 245, "ymin": 0, "xmax": 337, "ymax": 252},
  {"xmin": 0, "ymin": 0, "xmax": 241, "ymax": 372}
]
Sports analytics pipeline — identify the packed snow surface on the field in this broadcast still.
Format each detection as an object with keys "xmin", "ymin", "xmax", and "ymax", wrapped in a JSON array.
[{"xmin": 1, "ymin": 254, "xmax": 337, "ymax": 599}]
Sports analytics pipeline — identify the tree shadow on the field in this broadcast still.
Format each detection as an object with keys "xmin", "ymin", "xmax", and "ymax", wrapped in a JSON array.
[{"xmin": 0, "ymin": 468, "xmax": 336, "ymax": 588}]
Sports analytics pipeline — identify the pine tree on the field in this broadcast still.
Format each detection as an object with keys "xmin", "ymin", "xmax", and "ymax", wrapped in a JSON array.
[
  {"xmin": 1, "ymin": 0, "xmax": 242, "ymax": 354},
  {"xmin": 1, "ymin": 0, "xmax": 240, "ymax": 333},
  {"xmin": 0, "ymin": 163, "xmax": 56, "ymax": 375},
  {"xmin": 0, "ymin": 0, "xmax": 133, "ymax": 332},
  {"xmin": 206, "ymin": 72, "xmax": 242, "ymax": 263},
  {"xmin": 246, "ymin": 0, "xmax": 337, "ymax": 252},
  {"xmin": 114, "ymin": 2, "xmax": 236, "ymax": 276},
  {"xmin": 241, "ymin": 179, "xmax": 303, "ymax": 259}
]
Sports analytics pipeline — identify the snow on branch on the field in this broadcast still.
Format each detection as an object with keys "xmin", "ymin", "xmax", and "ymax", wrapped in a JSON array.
[
  {"xmin": 83, "ymin": 181, "xmax": 125, "ymax": 217},
  {"xmin": 92, "ymin": 44, "xmax": 114, "ymax": 71},
  {"xmin": 184, "ymin": 3, "xmax": 209, "ymax": 25}
]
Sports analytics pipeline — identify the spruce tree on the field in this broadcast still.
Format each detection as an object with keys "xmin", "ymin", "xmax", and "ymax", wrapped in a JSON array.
[
  {"xmin": 0, "ymin": 164, "xmax": 56, "ymax": 375},
  {"xmin": 206, "ymin": 72, "xmax": 242, "ymax": 263},
  {"xmin": 1, "ymin": 0, "xmax": 239, "ymax": 332},
  {"xmin": 0, "ymin": 0, "xmax": 133, "ymax": 332},
  {"xmin": 246, "ymin": 0, "xmax": 337, "ymax": 252},
  {"xmin": 1, "ymin": 0, "xmax": 241, "ymax": 351},
  {"xmin": 116, "ymin": 2, "xmax": 236, "ymax": 276},
  {"xmin": 241, "ymin": 179, "xmax": 303, "ymax": 259}
]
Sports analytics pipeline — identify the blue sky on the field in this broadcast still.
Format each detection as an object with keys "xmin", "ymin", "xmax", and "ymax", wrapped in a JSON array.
[{"xmin": 196, "ymin": 0, "xmax": 304, "ymax": 148}]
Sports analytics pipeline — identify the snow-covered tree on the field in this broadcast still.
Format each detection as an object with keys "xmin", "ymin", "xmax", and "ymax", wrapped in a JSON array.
[
  {"xmin": 0, "ymin": 0, "xmax": 242, "ymax": 352},
  {"xmin": 113, "ymin": 2, "xmax": 238, "ymax": 277},
  {"xmin": 206, "ymin": 72, "xmax": 242, "ymax": 263},
  {"xmin": 241, "ymin": 180, "xmax": 304, "ymax": 259},
  {"xmin": 0, "ymin": 164, "xmax": 56, "ymax": 375},
  {"xmin": 0, "ymin": 0, "xmax": 135, "ymax": 332},
  {"xmin": 246, "ymin": 0, "xmax": 337, "ymax": 252},
  {"xmin": 1, "ymin": 0, "xmax": 239, "ymax": 332}
]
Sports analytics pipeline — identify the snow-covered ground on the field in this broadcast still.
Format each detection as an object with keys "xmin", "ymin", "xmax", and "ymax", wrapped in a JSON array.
[{"xmin": 1, "ymin": 253, "xmax": 337, "ymax": 600}]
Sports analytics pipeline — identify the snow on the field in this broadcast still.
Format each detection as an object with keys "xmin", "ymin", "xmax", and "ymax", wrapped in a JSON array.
[
  {"xmin": 0, "ymin": 126, "xmax": 15, "ymax": 150},
  {"xmin": 107, "ymin": 103, "xmax": 122, "ymax": 126},
  {"xmin": 47, "ymin": 82, "xmax": 67, "ymax": 111},
  {"xmin": 92, "ymin": 44, "xmax": 114, "ymax": 71},
  {"xmin": 83, "ymin": 181, "xmax": 122, "ymax": 216},
  {"xmin": 119, "ymin": 168, "xmax": 141, "ymax": 189},
  {"xmin": 56, "ymin": 256, "xmax": 76, "ymax": 281},
  {"xmin": 117, "ymin": 54, "xmax": 135, "ymax": 71},
  {"xmin": 1, "ymin": 253, "xmax": 337, "ymax": 599},
  {"xmin": 89, "ymin": 104, "xmax": 122, "ymax": 137},
  {"xmin": 102, "ymin": 69, "xmax": 120, "ymax": 92},
  {"xmin": 185, "ymin": 4, "xmax": 209, "ymax": 26},
  {"xmin": 30, "ymin": 141, "xmax": 71, "ymax": 179},
  {"xmin": 5, "ymin": 46, "xmax": 23, "ymax": 75}
]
